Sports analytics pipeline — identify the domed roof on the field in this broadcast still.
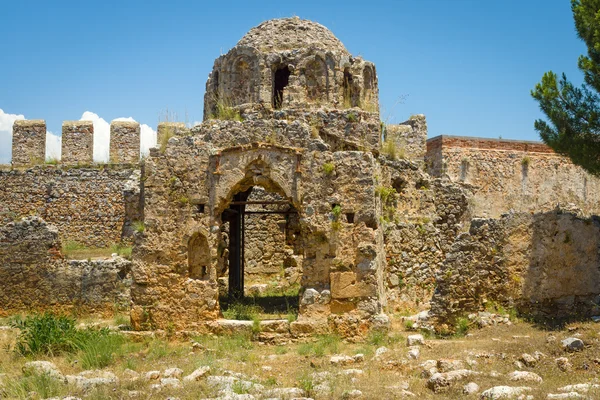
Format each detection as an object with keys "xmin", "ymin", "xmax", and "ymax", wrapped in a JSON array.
[{"xmin": 236, "ymin": 17, "xmax": 349, "ymax": 54}]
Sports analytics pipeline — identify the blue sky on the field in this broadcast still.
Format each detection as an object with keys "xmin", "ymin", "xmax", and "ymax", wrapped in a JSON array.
[{"xmin": 0, "ymin": 0, "xmax": 585, "ymax": 163}]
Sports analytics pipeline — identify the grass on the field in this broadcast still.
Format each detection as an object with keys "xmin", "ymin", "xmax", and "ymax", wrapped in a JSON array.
[
  {"xmin": 132, "ymin": 220, "xmax": 145, "ymax": 233},
  {"xmin": 210, "ymin": 98, "xmax": 243, "ymax": 122},
  {"xmin": 2, "ymin": 312, "xmax": 600, "ymax": 399},
  {"xmin": 222, "ymin": 303, "xmax": 263, "ymax": 321},
  {"xmin": 61, "ymin": 241, "xmax": 132, "ymax": 260}
]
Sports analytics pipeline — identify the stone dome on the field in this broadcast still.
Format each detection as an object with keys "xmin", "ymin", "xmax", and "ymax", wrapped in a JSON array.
[{"xmin": 236, "ymin": 17, "xmax": 349, "ymax": 54}]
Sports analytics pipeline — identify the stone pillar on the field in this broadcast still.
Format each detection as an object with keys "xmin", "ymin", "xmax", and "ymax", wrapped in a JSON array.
[
  {"xmin": 110, "ymin": 121, "xmax": 140, "ymax": 164},
  {"xmin": 12, "ymin": 120, "xmax": 46, "ymax": 166},
  {"xmin": 61, "ymin": 121, "xmax": 94, "ymax": 164},
  {"xmin": 157, "ymin": 122, "xmax": 187, "ymax": 151}
]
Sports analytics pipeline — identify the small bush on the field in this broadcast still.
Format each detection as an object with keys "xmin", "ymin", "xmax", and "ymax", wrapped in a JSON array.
[
  {"xmin": 347, "ymin": 112, "xmax": 358, "ymax": 122},
  {"xmin": 132, "ymin": 221, "xmax": 145, "ymax": 233},
  {"xmin": 10, "ymin": 313, "xmax": 80, "ymax": 356},
  {"xmin": 521, "ymin": 156, "xmax": 531, "ymax": 166},
  {"xmin": 322, "ymin": 163, "xmax": 335, "ymax": 176},
  {"xmin": 454, "ymin": 317, "xmax": 470, "ymax": 337},
  {"xmin": 78, "ymin": 330, "xmax": 125, "ymax": 369}
]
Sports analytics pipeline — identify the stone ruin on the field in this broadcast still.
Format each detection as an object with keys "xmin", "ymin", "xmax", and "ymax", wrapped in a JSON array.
[{"xmin": 1, "ymin": 17, "xmax": 600, "ymax": 337}]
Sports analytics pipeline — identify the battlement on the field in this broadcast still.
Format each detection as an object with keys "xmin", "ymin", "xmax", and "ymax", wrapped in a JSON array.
[
  {"xmin": 12, "ymin": 120, "xmax": 46, "ymax": 166},
  {"xmin": 11, "ymin": 119, "xmax": 146, "ymax": 166},
  {"xmin": 62, "ymin": 121, "xmax": 94, "ymax": 164}
]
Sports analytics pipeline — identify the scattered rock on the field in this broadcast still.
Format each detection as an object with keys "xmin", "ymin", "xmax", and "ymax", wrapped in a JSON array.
[
  {"xmin": 427, "ymin": 370, "xmax": 481, "ymax": 393},
  {"xmin": 519, "ymin": 353, "xmax": 537, "ymax": 367},
  {"xmin": 374, "ymin": 346, "xmax": 389, "ymax": 359},
  {"xmin": 555, "ymin": 357, "xmax": 572, "ymax": 372},
  {"xmin": 407, "ymin": 334, "xmax": 425, "ymax": 346},
  {"xmin": 407, "ymin": 347, "xmax": 420, "ymax": 360},
  {"xmin": 163, "ymin": 368, "xmax": 183, "ymax": 379},
  {"xmin": 557, "ymin": 383, "xmax": 600, "ymax": 393},
  {"xmin": 547, "ymin": 393, "xmax": 587, "ymax": 399},
  {"xmin": 159, "ymin": 378, "xmax": 182, "ymax": 389},
  {"xmin": 340, "ymin": 369, "xmax": 364, "ymax": 376},
  {"xmin": 144, "ymin": 370, "xmax": 161, "ymax": 380},
  {"xmin": 66, "ymin": 370, "xmax": 118, "ymax": 390},
  {"xmin": 122, "ymin": 369, "xmax": 140, "ymax": 381},
  {"xmin": 507, "ymin": 371, "xmax": 542, "ymax": 384},
  {"xmin": 463, "ymin": 382, "xmax": 480, "ymax": 395},
  {"xmin": 437, "ymin": 359, "xmax": 465, "ymax": 372},
  {"xmin": 183, "ymin": 366, "xmax": 211, "ymax": 382},
  {"xmin": 561, "ymin": 337, "xmax": 584, "ymax": 352},
  {"xmin": 480, "ymin": 386, "xmax": 532, "ymax": 399},
  {"xmin": 330, "ymin": 354, "xmax": 364, "ymax": 366},
  {"xmin": 264, "ymin": 387, "xmax": 306, "ymax": 398},
  {"xmin": 342, "ymin": 389, "xmax": 363, "ymax": 399},
  {"xmin": 22, "ymin": 361, "xmax": 65, "ymax": 382}
]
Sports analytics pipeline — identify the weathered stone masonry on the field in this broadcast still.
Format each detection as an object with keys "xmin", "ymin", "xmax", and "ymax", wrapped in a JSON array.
[{"xmin": 1, "ymin": 17, "xmax": 600, "ymax": 334}]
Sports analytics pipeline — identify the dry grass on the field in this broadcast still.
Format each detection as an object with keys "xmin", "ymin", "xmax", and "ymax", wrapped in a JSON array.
[{"xmin": 0, "ymin": 313, "xmax": 599, "ymax": 399}]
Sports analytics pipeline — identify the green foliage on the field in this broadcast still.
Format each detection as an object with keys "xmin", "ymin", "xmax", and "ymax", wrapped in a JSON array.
[
  {"xmin": 222, "ymin": 302, "xmax": 263, "ymax": 320},
  {"xmin": 322, "ymin": 162, "xmax": 335, "ymax": 176},
  {"xmin": 521, "ymin": 156, "xmax": 531, "ymax": 166},
  {"xmin": 297, "ymin": 334, "xmax": 341, "ymax": 357},
  {"xmin": 9, "ymin": 313, "xmax": 120, "ymax": 368},
  {"xmin": 10, "ymin": 313, "xmax": 80, "ymax": 356},
  {"xmin": 531, "ymin": 0, "xmax": 600, "ymax": 175},
  {"xmin": 5, "ymin": 372, "xmax": 64, "ymax": 399},
  {"xmin": 159, "ymin": 127, "xmax": 174, "ymax": 153},
  {"xmin": 110, "ymin": 243, "xmax": 132, "ymax": 259},
  {"xmin": 454, "ymin": 317, "xmax": 471, "ymax": 337},
  {"xmin": 211, "ymin": 98, "xmax": 243, "ymax": 122},
  {"xmin": 376, "ymin": 185, "xmax": 397, "ymax": 222},
  {"xmin": 45, "ymin": 157, "xmax": 59, "ymax": 165},
  {"xmin": 62, "ymin": 240, "xmax": 85, "ymax": 255},
  {"xmin": 331, "ymin": 204, "xmax": 342, "ymax": 218},
  {"xmin": 347, "ymin": 112, "xmax": 358, "ymax": 122},
  {"xmin": 132, "ymin": 220, "xmax": 145, "ymax": 233}
]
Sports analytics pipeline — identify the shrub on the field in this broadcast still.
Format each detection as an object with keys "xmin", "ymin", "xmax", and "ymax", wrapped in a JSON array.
[
  {"xmin": 132, "ymin": 221, "xmax": 145, "ymax": 233},
  {"xmin": 521, "ymin": 156, "xmax": 531, "ymax": 166},
  {"xmin": 322, "ymin": 163, "xmax": 335, "ymax": 176},
  {"xmin": 10, "ymin": 313, "xmax": 80, "ymax": 356},
  {"xmin": 222, "ymin": 302, "xmax": 263, "ymax": 320},
  {"xmin": 78, "ymin": 330, "xmax": 125, "ymax": 369}
]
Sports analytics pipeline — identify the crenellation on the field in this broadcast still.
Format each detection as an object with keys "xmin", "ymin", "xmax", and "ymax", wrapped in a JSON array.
[
  {"xmin": 110, "ymin": 121, "xmax": 140, "ymax": 164},
  {"xmin": 61, "ymin": 120, "xmax": 94, "ymax": 164},
  {"xmin": 11, "ymin": 119, "xmax": 46, "ymax": 166}
]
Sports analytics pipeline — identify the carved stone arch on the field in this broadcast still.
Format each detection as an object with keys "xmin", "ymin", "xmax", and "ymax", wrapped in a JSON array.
[
  {"xmin": 211, "ymin": 147, "xmax": 302, "ymax": 217},
  {"xmin": 362, "ymin": 65, "xmax": 375, "ymax": 106},
  {"xmin": 304, "ymin": 54, "xmax": 329, "ymax": 102}
]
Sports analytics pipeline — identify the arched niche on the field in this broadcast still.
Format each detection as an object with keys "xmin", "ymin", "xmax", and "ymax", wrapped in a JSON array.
[
  {"xmin": 362, "ymin": 66, "xmax": 375, "ymax": 106},
  {"xmin": 188, "ymin": 232, "xmax": 210, "ymax": 280},
  {"xmin": 305, "ymin": 56, "xmax": 328, "ymax": 102},
  {"xmin": 230, "ymin": 55, "xmax": 256, "ymax": 105}
]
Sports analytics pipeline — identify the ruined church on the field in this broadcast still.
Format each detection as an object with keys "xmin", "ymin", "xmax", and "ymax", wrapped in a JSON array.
[{"xmin": 1, "ymin": 18, "xmax": 599, "ymax": 337}]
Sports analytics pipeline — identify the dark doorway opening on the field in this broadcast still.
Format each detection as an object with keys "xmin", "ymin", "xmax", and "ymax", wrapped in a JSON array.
[
  {"xmin": 219, "ymin": 186, "xmax": 301, "ymax": 319},
  {"xmin": 343, "ymin": 67, "xmax": 359, "ymax": 108},
  {"xmin": 273, "ymin": 66, "xmax": 291, "ymax": 109}
]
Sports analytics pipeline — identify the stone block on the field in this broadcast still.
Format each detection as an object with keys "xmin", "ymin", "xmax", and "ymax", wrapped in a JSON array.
[
  {"xmin": 157, "ymin": 122, "xmax": 187, "ymax": 150},
  {"xmin": 12, "ymin": 120, "xmax": 46, "ymax": 166},
  {"xmin": 62, "ymin": 121, "xmax": 93, "ymax": 164},
  {"xmin": 110, "ymin": 121, "xmax": 140, "ymax": 163},
  {"xmin": 330, "ymin": 271, "xmax": 377, "ymax": 299}
]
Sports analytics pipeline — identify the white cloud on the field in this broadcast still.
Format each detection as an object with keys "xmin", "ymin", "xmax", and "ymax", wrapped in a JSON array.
[
  {"xmin": 0, "ymin": 109, "xmax": 25, "ymax": 164},
  {"xmin": 81, "ymin": 112, "xmax": 156, "ymax": 163},
  {"xmin": 46, "ymin": 131, "xmax": 61, "ymax": 162}
]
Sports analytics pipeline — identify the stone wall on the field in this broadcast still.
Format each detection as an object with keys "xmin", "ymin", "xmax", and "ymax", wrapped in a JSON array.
[
  {"xmin": 61, "ymin": 121, "xmax": 94, "ymax": 164},
  {"xmin": 12, "ymin": 120, "xmax": 46, "ymax": 166},
  {"xmin": 385, "ymin": 114, "xmax": 427, "ymax": 164},
  {"xmin": 430, "ymin": 210, "xmax": 600, "ymax": 327},
  {"xmin": 426, "ymin": 135, "xmax": 600, "ymax": 217},
  {"xmin": 110, "ymin": 121, "xmax": 140, "ymax": 163},
  {"xmin": 378, "ymin": 157, "xmax": 471, "ymax": 311},
  {"xmin": 0, "ymin": 217, "xmax": 131, "ymax": 315},
  {"xmin": 0, "ymin": 165, "xmax": 141, "ymax": 247}
]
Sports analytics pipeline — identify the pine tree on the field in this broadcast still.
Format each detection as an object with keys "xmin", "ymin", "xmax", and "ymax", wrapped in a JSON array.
[{"xmin": 532, "ymin": 0, "xmax": 600, "ymax": 175}]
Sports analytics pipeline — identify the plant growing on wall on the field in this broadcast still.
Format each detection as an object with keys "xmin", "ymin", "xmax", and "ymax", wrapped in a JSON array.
[
  {"xmin": 322, "ymin": 163, "xmax": 335, "ymax": 176},
  {"xmin": 532, "ymin": 0, "xmax": 600, "ymax": 175}
]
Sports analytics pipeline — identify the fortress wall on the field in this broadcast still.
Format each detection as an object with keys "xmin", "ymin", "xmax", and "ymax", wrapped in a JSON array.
[
  {"xmin": 426, "ymin": 135, "xmax": 600, "ymax": 218},
  {"xmin": 110, "ymin": 121, "xmax": 140, "ymax": 163},
  {"xmin": 12, "ymin": 120, "xmax": 46, "ymax": 166},
  {"xmin": 62, "ymin": 121, "xmax": 94, "ymax": 164},
  {"xmin": 0, "ymin": 166, "xmax": 141, "ymax": 247},
  {"xmin": 0, "ymin": 217, "xmax": 131, "ymax": 315}
]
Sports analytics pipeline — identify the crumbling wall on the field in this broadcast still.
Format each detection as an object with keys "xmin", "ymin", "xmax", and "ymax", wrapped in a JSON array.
[
  {"xmin": 385, "ymin": 114, "xmax": 427, "ymax": 163},
  {"xmin": 426, "ymin": 135, "xmax": 600, "ymax": 217},
  {"xmin": 0, "ymin": 217, "xmax": 131, "ymax": 315},
  {"xmin": 378, "ymin": 157, "xmax": 471, "ymax": 311},
  {"xmin": 430, "ymin": 210, "xmax": 600, "ymax": 327},
  {"xmin": 0, "ymin": 166, "xmax": 141, "ymax": 247}
]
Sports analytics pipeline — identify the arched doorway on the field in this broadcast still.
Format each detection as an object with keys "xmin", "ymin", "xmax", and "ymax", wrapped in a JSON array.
[{"xmin": 218, "ymin": 185, "xmax": 301, "ymax": 318}]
